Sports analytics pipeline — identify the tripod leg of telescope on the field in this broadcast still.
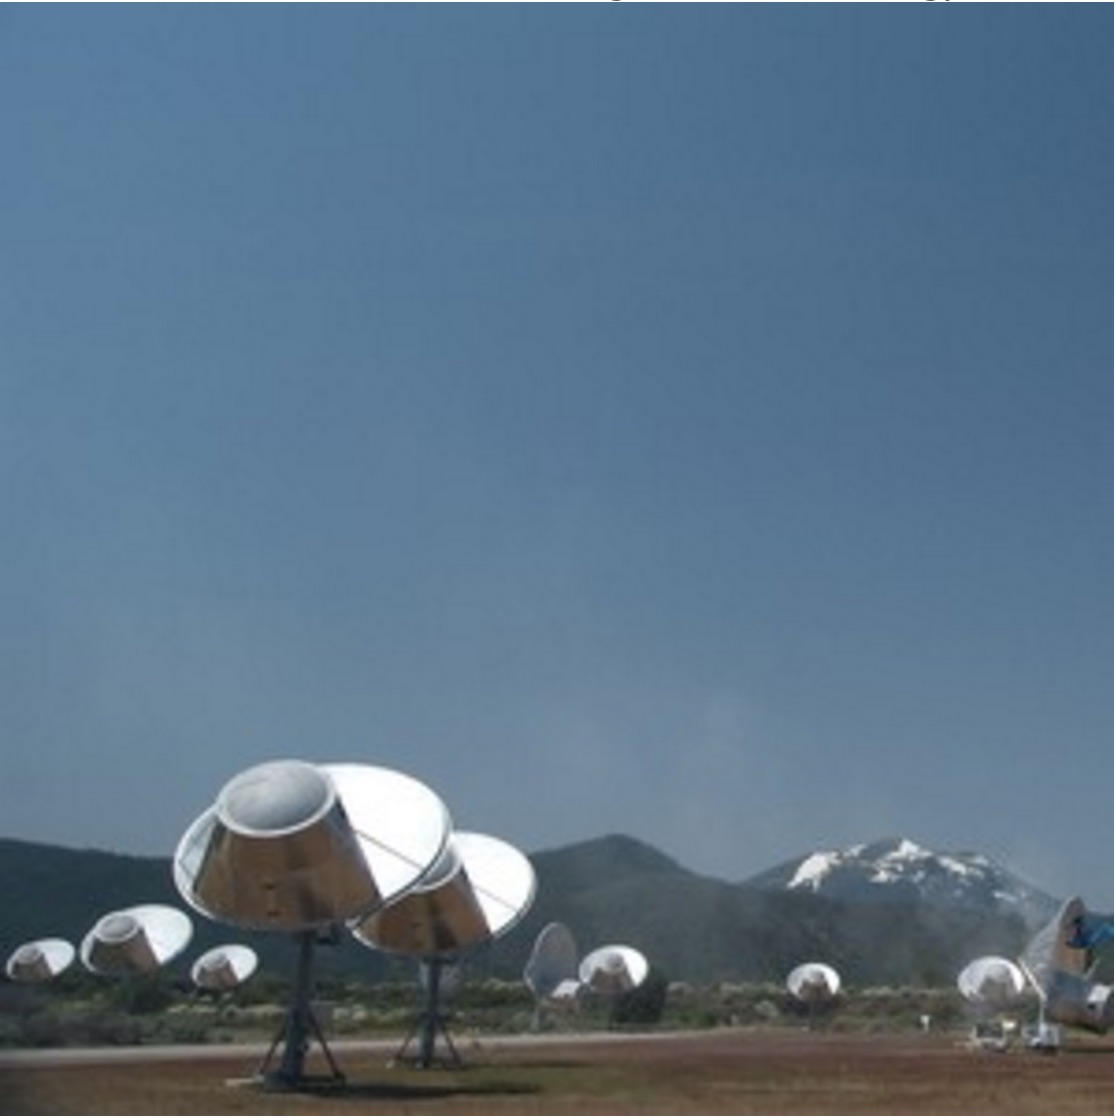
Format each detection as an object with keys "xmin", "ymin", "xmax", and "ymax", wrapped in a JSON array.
[
  {"xmin": 417, "ymin": 958, "xmax": 441, "ymax": 1069},
  {"xmin": 256, "ymin": 930, "xmax": 344, "ymax": 1088},
  {"xmin": 277, "ymin": 930, "xmax": 315, "ymax": 1085},
  {"xmin": 307, "ymin": 1001, "xmax": 344, "ymax": 1081},
  {"xmin": 440, "ymin": 1011, "xmax": 461, "ymax": 1067},
  {"xmin": 393, "ymin": 959, "xmax": 462, "ymax": 1069}
]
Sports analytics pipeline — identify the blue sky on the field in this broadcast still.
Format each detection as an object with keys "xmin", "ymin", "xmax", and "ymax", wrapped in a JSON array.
[{"xmin": 1, "ymin": 5, "xmax": 1111, "ymax": 911}]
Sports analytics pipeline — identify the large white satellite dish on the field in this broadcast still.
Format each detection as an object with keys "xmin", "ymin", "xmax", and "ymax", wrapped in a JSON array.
[
  {"xmin": 353, "ymin": 830, "xmax": 536, "ymax": 1069},
  {"xmin": 578, "ymin": 944, "xmax": 649, "ymax": 995},
  {"xmin": 174, "ymin": 759, "xmax": 452, "ymax": 931},
  {"xmin": 786, "ymin": 962, "xmax": 842, "ymax": 1004},
  {"xmin": 80, "ymin": 905, "xmax": 193, "ymax": 977},
  {"xmin": 524, "ymin": 921, "xmax": 580, "ymax": 1002},
  {"xmin": 172, "ymin": 758, "xmax": 452, "ymax": 1089},
  {"xmin": 5, "ymin": 938, "xmax": 75, "ymax": 983},
  {"xmin": 351, "ymin": 830, "xmax": 536, "ymax": 958},
  {"xmin": 957, "ymin": 956, "xmax": 1026, "ymax": 1006},
  {"xmin": 191, "ymin": 944, "xmax": 260, "ymax": 992}
]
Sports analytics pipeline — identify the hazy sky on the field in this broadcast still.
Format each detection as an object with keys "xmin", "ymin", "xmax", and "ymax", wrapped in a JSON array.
[{"xmin": 1, "ymin": 5, "xmax": 1111, "ymax": 910}]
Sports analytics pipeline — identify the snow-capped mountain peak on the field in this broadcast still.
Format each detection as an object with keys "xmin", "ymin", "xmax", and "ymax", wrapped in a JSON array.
[{"xmin": 748, "ymin": 837, "xmax": 1058, "ymax": 928}]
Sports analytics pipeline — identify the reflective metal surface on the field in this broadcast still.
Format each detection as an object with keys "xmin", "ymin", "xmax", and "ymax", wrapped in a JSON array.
[
  {"xmin": 524, "ymin": 921, "xmax": 580, "ymax": 999},
  {"xmin": 174, "ymin": 759, "xmax": 451, "ymax": 931},
  {"xmin": 352, "ymin": 831, "xmax": 535, "ymax": 958},
  {"xmin": 5, "ymin": 938, "xmax": 75, "ymax": 983},
  {"xmin": 80, "ymin": 904, "xmax": 193, "ymax": 976},
  {"xmin": 191, "ymin": 943, "xmax": 259, "ymax": 991},
  {"xmin": 578, "ymin": 944, "xmax": 649, "ymax": 994},
  {"xmin": 786, "ymin": 961, "xmax": 841, "ymax": 1002},
  {"xmin": 957, "ymin": 956, "xmax": 1025, "ymax": 1005}
]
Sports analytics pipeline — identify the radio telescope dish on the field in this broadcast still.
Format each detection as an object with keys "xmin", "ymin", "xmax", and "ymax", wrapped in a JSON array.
[
  {"xmin": 172, "ymin": 758, "xmax": 452, "ymax": 1090},
  {"xmin": 578, "ymin": 944, "xmax": 649, "ymax": 995},
  {"xmin": 351, "ymin": 830, "xmax": 536, "ymax": 958},
  {"xmin": 1020, "ymin": 896, "xmax": 1092, "ymax": 999},
  {"xmin": 173, "ymin": 759, "xmax": 452, "ymax": 931},
  {"xmin": 787, "ymin": 962, "xmax": 842, "ymax": 1004},
  {"xmin": 524, "ymin": 922, "xmax": 581, "ymax": 1031},
  {"xmin": 80, "ymin": 904, "xmax": 193, "ymax": 976},
  {"xmin": 957, "ymin": 956, "xmax": 1026, "ymax": 1006},
  {"xmin": 353, "ymin": 830, "xmax": 536, "ymax": 1070},
  {"xmin": 524, "ymin": 921, "xmax": 580, "ymax": 1001},
  {"xmin": 1018, "ymin": 896, "xmax": 1114, "ymax": 1041},
  {"xmin": 191, "ymin": 944, "xmax": 260, "ymax": 992},
  {"xmin": 5, "ymin": 938, "xmax": 75, "ymax": 983}
]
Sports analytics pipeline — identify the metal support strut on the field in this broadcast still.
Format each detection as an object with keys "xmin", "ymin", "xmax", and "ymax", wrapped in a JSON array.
[
  {"xmin": 394, "ymin": 957, "xmax": 461, "ymax": 1069},
  {"xmin": 257, "ymin": 930, "xmax": 345, "ymax": 1089}
]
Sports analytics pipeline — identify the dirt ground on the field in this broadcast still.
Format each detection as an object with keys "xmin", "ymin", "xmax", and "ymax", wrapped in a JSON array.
[{"xmin": 1, "ymin": 1029, "xmax": 1112, "ymax": 1115}]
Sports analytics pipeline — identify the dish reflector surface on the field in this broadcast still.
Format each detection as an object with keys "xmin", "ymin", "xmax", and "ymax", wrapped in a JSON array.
[
  {"xmin": 80, "ymin": 904, "xmax": 193, "ymax": 976},
  {"xmin": 174, "ymin": 759, "xmax": 451, "ymax": 931},
  {"xmin": 787, "ymin": 962, "xmax": 841, "ymax": 1002},
  {"xmin": 352, "ymin": 830, "xmax": 535, "ymax": 958},
  {"xmin": 1020, "ymin": 896, "xmax": 1089, "ymax": 995},
  {"xmin": 191, "ymin": 944, "xmax": 259, "ymax": 991},
  {"xmin": 578, "ymin": 944, "xmax": 649, "ymax": 994},
  {"xmin": 524, "ymin": 921, "xmax": 580, "ymax": 999},
  {"xmin": 322, "ymin": 763, "xmax": 453, "ymax": 905},
  {"xmin": 957, "ymin": 956, "xmax": 1026, "ymax": 1005},
  {"xmin": 5, "ymin": 938, "xmax": 75, "ymax": 983}
]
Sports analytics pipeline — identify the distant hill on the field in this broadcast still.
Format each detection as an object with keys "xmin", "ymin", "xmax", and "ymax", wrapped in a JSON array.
[
  {"xmin": 487, "ymin": 833, "xmax": 1038, "ymax": 986},
  {"xmin": 0, "ymin": 833, "xmax": 1063, "ymax": 988}
]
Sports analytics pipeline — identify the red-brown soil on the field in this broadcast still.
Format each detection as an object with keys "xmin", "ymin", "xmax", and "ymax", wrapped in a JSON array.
[{"xmin": 0, "ymin": 1029, "xmax": 1111, "ymax": 1114}]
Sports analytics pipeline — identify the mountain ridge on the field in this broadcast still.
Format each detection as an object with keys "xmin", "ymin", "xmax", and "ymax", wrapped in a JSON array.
[
  {"xmin": 0, "ymin": 832, "xmax": 1066, "ymax": 986},
  {"xmin": 742, "ymin": 835, "xmax": 1060, "ymax": 929}
]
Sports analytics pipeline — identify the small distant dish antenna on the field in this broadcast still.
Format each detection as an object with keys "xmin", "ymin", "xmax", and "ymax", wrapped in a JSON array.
[
  {"xmin": 958, "ymin": 955, "xmax": 1027, "ymax": 1051},
  {"xmin": 524, "ymin": 921, "xmax": 581, "ymax": 1030},
  {"xmin": 352, "ymin": 830, "xmax": 536, "ymax": 1069},
  {"xmin": 191, "ymin": 944, "xmax": 260, "ymax": 992},
  {"xmin": 787, "ymin": 962, "xmax": 842, "ymax": 1004},
  {"xmin": 524, "ymin": 922, "xmax": 580, "ymax": 1000},
  {"xmin": 786, "ymin": 962, "xmax": 841, "ymax": 1028},
  {"xmin": 957, "ymin": 956, "xmax": 1026, "ymax": 1007},
  {"xmin": 80, "ymin": 905, "xmax": 193, "ymax": 977},
  {"xmin": 5, "ymin": 938, "xmax": 75, "ymax": 983},
  {"xmin": 173, "ymin": 758, "xmax": 451, "ymax": 1089},
  {"xmin": 579, "ymin": 944, "xmax": 649, "ymax": 995},
  {"xmin": 577, "ymin": 944, "xmax": 649, "ymax": 1026}
]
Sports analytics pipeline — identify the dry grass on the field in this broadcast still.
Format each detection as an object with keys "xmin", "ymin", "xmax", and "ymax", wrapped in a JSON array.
[{"xmin": 0, "ymin": 1029, "xmax": 1111, "ymax": 1115}]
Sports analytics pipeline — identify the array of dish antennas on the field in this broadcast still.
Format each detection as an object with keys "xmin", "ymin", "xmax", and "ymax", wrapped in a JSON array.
[
  {"xmin": 5, "ymin": 938, "xmax": 76, "ymax": 983},
  {"xmin": 522, "ymin": 924, "xmax": 650, "ymax": 1030},
  {"xmin": 80, "ymin": 904, "xmax": 193, "ymax": 977},
  {"xmin": 786, "ymin": 962, "xmax": 842, "ymax": 1005},
  {"xmin": 956, "ymin": 956, "xmax": 1026, "ymax": 1008},
  {"xmin": 191, "ymin": 944, "xmax": 259, "ymax": 993},
  {"xmin": 172, "ymin": 757, "xmax": 534, "ymax": 1087},
  {"xmin": 522, "ymin": 924, "xmax": 650, "ymax": 1011},
  {"xmin": 7, "ymin": 907, "xmax": 194, "ymax": 985}
]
